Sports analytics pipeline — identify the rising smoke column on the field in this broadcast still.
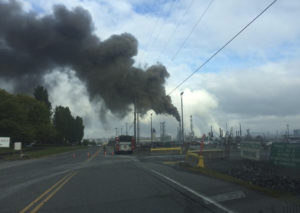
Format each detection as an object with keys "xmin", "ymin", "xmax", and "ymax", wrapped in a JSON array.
[{"xmin": 0, "ymin": 0, "xmax": 180, "ymax": 121}]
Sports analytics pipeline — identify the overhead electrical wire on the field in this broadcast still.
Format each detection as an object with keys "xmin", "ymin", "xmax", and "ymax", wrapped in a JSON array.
[
  {"xmin": 156, "ymin": 0, "xmax": 195, "ymax": 62},
  {"xmin": 143, "ymin": 0, "xmax": 177, "ymax": 62},
  {"xmin": 140, "ymin": 11, "xmax": 161, "ymax": 62},
  {"xmin": 171, "ymin": 0, "xmax": 214, "ymax": 61},
  {"xmin": 167, "ymin": 0, "xmax": 278, "ymax": 95}
]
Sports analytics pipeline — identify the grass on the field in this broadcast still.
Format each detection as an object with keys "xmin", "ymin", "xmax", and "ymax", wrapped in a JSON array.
[
  {"xmin": 2, "ymin": 145, "xmax": 88, "ymax": 160},
  {"xmin": 27, "ymin": 145, "xmax": 87, "ymax": 158},
  {"xmin": 0, "ymin": 148, "xmax": 13, "ymax": 154}
]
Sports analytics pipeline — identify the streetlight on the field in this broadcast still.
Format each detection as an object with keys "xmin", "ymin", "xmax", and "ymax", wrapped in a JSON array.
[
  {"xmin": 180, "ymin": 92, "xmax": 184, "ymax": 144},
  {"xmin": 151, "ymin": 113, "xmax": 153, "ymax": 143}
]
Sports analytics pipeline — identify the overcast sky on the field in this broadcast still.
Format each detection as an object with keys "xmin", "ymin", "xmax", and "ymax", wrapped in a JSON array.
[{"xmin": 4, "ymin": 0, "xmax": 300, "ymax": 139}]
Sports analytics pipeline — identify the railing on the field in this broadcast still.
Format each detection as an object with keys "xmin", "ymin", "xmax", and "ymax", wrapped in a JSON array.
[{"xmin": 150, "ymin": 147, "xmax": 182, "ymax": 154}]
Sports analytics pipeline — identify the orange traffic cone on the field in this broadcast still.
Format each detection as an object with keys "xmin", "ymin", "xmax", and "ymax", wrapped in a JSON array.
[
  {"xmin": 87, "ymin": 152, "xmax": 90, "ymax": 158},
  {"xmin": 112, "ymin": 151, "xmax": 114, "ymax": 156},
  {"xmin": 104, "ymin": 151, "xmax": 106, "ymax": 156}
]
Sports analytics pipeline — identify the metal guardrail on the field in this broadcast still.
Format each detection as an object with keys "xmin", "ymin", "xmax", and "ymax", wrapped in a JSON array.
[
  {"xmin": 187, "ymin": 149, "xmax": 224, "ymax": 161},
  {"xmin": 150, "ymin": 147, "xmax": 182, "ymax": 154},
  {"xmin": 185, "ymin": 151, "xmax": 205, "ymax": 168},
  {"xmin": 188, "ymin": 149, "xmax": 223, "ymax": 153}
]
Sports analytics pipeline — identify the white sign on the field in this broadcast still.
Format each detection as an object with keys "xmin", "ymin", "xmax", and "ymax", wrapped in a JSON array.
[
  {"xmin": 0, "ymin": 137, "xmax": 10, "ymax": 148},
  {"xmin": 14, "ymin": 142, "xmax": 22, "ymax": 151},
  {"xmin": 240, "ymin": 141, "xmax": 261, "ymax": 161}
]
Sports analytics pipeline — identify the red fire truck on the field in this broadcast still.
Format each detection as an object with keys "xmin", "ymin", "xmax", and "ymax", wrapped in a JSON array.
[{"xmin": 114, "ymin": 135, "xmax": 135, "ymax": 154}]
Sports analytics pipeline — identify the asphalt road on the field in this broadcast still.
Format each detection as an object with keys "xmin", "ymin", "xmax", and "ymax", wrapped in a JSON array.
[{"xmin": 0, "ymin": 146, "xmax": 299, "ymax": 213}]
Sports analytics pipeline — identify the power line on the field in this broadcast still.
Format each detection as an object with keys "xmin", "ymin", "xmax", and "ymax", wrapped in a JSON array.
[
  {"xmin": 171, "ymin": 0, "xmax": 214, "ymax": 61},
  {"xmin": 168, "ymin": 0, "xmax": 278, "ymax": 96},
  {"xmin": 144, "ymin": 0, "xmax": 177, "ymax": 62},
  {"xmin": 140, "ymin": 12, "xmax": 161, "ymax": 62},
  {"xmin": 156, "ymin": 0, "xmax": 195, "ymax": 61}
]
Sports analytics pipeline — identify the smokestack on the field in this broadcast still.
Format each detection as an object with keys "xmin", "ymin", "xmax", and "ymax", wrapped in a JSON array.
[
  {"xmin": 0, "ymin": 1, "xmax": 180, "ymax": 121},
  {"xmin": 239, "ymin": 123, "xmax": 242, "ymax": 136},
  {"xmin": 190, "ymin": 115, "xmax": 194, "ymax": 138}
]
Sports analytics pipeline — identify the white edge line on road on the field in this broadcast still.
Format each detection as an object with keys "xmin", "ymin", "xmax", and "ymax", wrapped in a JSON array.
[{"xmin": 150, "ymin": 169, "xmax": 235, "ymax": 213}]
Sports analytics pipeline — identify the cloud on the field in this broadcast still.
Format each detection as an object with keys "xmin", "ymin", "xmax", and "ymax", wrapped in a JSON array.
[
  {"xmin": 44, "ymin": 70, "xmax": 124, "ymax": 137},
  {"xmin": 2, "ymin": 0, "xmax": 299, "ymax": 138},
  {"xmin": 196, "ymin": 59, "xmax": 300, "ymax": 117},
  {"xmin": 170, "ymin": 88, "xmax": 218, "ymax": 117}
]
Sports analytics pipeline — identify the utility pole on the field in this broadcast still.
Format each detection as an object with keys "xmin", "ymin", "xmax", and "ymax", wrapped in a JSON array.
[
  {"xmin": 239, "ymin": 123, "xmax": 242, "ymax": 136},
  {"xmin": 115, "ymin": 128, "xmax": 118, "ymax": 136},
  {"xmin": 159, "ymin": 122, "xmax": 166, "ymax": 142},
  {"xmin": 180, "ymin": 92, "xmax": 184, "ymax": 144},
  {"xmin": 134, "ymin": 99, "xmax": 137, "ymax": 142},
  {"xmin": 160, "ymin": 122, "xmax": 162, "ymax": 141},
  {"xmin": 162, "ymin": 122, "xmax": 165, "ymax": 142},
  {"xmin": 137, "ymin": 112, "xmax": 140, "ymax": 144},
  {"xmin": 190, "ymin": 115, "xmax": 194, "ymax": 140},
  {"xmin": 121, "ymin": 127, "xmax": 123, "ymax": 135},
  {"xmin": 178, "ymin": 121, "xmax": 182, "ymax": 142},
  {"xmin": 287, "ymin": 124, "xmax": 290, "ymax": 142},
  {"xmin": 126, "ymin": 123, "xmax": 128, "ymax": 135},
  {"xmin": 226, "ymin": 122, "xmax": 228, "ymax": 136},
  {"xmin": 150, "ymin": 113, "xmax": 153, "ymax": 143}
]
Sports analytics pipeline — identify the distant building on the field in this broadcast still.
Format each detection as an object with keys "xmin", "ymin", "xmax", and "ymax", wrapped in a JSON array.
[
  {"xmin": 137, "ymin": 135, "xmax": 173, "ymax": 144},
  {"xmin": 294, "ymin": 129, "xmax": 300, "ymax": 137},
  {"xmin": 160, "ymin": 135, "xmax": 172, "ymax": 142}
]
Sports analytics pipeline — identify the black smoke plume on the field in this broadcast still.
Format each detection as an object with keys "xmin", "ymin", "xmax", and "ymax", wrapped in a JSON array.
[{"xmin": 0, "ymin": 0, "xmax": 180, "ymax": 121}]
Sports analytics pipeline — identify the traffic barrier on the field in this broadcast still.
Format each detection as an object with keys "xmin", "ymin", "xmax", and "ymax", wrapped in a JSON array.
[
  {"xmin": 150, "ymin": 147, "xmax": 182, "ymax": 154},
  {"xmin": 185, "ymin": 151, "xmax": 205, "ymax": 168},
  {"xmin": 188, "ymin": 149, "xmax": 224, "ymax": 160}
]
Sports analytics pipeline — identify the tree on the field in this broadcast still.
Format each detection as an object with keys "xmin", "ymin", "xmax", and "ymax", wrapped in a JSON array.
[
  {"xmin": 53, "ymin": 106, "xmax": 84, "ymax": 144},
  {"xmin": 72, "ymin": 116, "xmax": 84, "ymax": 144},
  {"xmin": 0, "ymin": 89, "xmax": 83, "ymax": 145},
  {"xmin": 0, "ymin": 89, "xmax": 57, "ymax": 144},
  {"xmin": 0, "ymin": 95, "xmax": 26, "ymax": 124},
  {"xmin": 33, "ymin": 86, "xmax": 52, "ymax": 111},
  {"xmin": 0, "ymin": 119, "xmax": 34, "ymax": 143},
  {"xmin": 16, "ymin": 94, "xmax": 51, "ymax": 126},
  {"xmin": 35, "ymin": 124, "xmax": 59, "ymax": 144},
  {"xmin": 53, "ymin": 106, "xmax": 73, "ymax": 143}
]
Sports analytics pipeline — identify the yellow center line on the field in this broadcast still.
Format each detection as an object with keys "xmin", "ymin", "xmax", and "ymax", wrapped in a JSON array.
[
  {"xmin": 19, "ymin": 172, "xmax": 73, "ymax": 213},
  {"xmin": 20, "ymin": 150, "xmax": 99, "ymax": 213},
  {"xmin": 30, "ymin": 171, "xmax": 78, "ymax": 213}
]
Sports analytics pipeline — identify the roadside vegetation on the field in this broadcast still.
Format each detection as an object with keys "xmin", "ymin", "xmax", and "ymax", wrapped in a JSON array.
[
  {"xmin": 2, "ymin": 145, "xmax": 87, "ymax": 160},
  {"xmin": 0, "ymin": 86, "xmax": 86, "ymax": 159}
]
